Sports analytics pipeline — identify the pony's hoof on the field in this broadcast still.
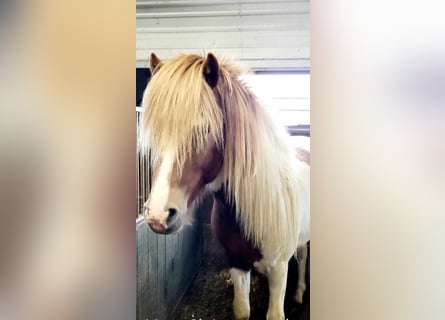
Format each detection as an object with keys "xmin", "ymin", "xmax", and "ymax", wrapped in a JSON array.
[
  {"xmin": 266, "ymin": 310, "xmax": 285, "ymax": 320},
  {"xmin": 294, "ymin": 285, "xmax": 305, "ymax": 303},
  {"xmin": 233, "ymin": 302, "xmax": 250, "ymax": 320},
  {"xmin": 294, "ymin": 291, "xmax": 303, "ymax": 304},
  {"xmin": 234, "ymin": 311, "xmax": 249, "ymax": 320},
  {"xmin": 219, "ymin": 269, "xmax": 232, "ymax": 286}
]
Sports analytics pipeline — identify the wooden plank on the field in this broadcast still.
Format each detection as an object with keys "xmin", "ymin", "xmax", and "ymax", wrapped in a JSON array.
[
  {"xmin": 165, "ymin": 234, "xmax": 175, "ymax": 313},
  {"xmin": 137, "ymin": 0, "xmax": 308, "ymax": 7},
  {"xmin": 137, "ymin": 14, "xmax": 308, "ymax": 31},
  {"xmin": 136, "ymin": 47, "xmax": 310, "ymax": 61},
  {"xmin": 157, "ymin": 234, "xmax": 167, "ymax": 319},
  {"xmin": 137, "ymin": 29, "xmax": 307, "ymax": 40},
  {"xmin": 136, "ymin": 34, "xmax": 307, "ymax": 51},
  {"xmin": 147, "ymin": 227, "xmax": 159, "ymax": 319},
  {"xmin": 136, "ymin": 4, "xmax": 309, "ymax": 19},
  {"xmin": 137, "ymin": 221, "xmax": 154, "ymax": 320},
  {"xmin": 136, "ymin": 1, "xmax": 309, "ymax": 16},
  {"xmin": 178, "ymin": 228, "xmax": 189, "ymax": 292}
]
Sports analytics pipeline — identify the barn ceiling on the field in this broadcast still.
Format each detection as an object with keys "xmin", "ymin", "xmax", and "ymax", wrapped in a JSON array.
[{"xmin": 136, "ymin": 0, "xmax": 310, "ymax": 71}]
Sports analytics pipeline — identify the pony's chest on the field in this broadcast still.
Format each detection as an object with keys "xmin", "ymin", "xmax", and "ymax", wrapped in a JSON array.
[{"xmin": 210, "ymin": 190, "xmax": 262, "ymax": 271}]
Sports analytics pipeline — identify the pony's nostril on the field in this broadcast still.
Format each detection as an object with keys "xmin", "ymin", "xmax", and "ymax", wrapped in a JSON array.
[{"xmin": 167, "ymin": 208, "xmax": 178, "ymax": 219}]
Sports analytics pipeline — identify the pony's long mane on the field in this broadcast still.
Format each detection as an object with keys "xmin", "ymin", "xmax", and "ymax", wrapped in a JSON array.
[
  {"xmin": 140, "ymin": 54, "xmax": 223, "ymax": 168},
  {"xmin": 141, "ymin": 53, "xmax": 307, "ymax": 256}
]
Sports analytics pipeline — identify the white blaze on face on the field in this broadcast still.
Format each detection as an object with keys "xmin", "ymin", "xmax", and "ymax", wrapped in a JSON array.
[{"xmin": 148, "ymin": 150, "xmax": 174, "ymax": 216}]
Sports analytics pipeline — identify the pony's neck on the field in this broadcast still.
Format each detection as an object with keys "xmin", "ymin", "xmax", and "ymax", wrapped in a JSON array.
[{"xmin": 212, "ymin": 66, "xmax": 300, "ymax": 255}]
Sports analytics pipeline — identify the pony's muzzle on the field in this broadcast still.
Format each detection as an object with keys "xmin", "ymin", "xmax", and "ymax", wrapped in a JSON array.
[{"xmin": 144, "ymin": 207, "xmax": 182, "ymax": 234}]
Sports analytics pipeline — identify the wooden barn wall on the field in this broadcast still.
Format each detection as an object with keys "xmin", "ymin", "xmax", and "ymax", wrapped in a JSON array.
[
  {"xmin": 136, "ymin": 0, "xmax": 310, "ymax": 71},
  {"xmin": 136, "ymin": 216, "xmax": 204, "ymax": 320}
]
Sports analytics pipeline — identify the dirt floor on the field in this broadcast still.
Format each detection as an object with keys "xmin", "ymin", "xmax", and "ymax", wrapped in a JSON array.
[{"xmin": 176, "ymin": 228, "xmax": 310, "ymax": 320}]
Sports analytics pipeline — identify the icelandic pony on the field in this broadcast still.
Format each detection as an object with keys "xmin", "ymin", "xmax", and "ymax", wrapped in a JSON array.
[{"xmin": 140, "ymin": 52, "xmax": 310, "ymax": 320}]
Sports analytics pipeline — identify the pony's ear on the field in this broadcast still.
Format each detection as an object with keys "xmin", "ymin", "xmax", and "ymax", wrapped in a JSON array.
[
  {"xmin": 203, "ymin": 53, "xmax": 219, "ymax": 88},
  {"xmin": 150, "ymin": 53, "xmax": 162, "ymax": 75}
]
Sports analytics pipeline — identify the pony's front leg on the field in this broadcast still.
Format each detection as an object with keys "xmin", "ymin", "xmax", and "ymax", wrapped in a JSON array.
[
  {"xmin": 230, "ymin": 268, "xmax": 251, "ymax": 320},
  {"xmin": 266, "ymin": 260, "xmax": 288, "ymax": 320},
  {"xmin": 295, "ymin": 243, "xmax": 308, "ymax": 303}
]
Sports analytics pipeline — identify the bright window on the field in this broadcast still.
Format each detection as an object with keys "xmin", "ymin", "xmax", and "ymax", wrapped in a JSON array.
[{"xmin": 241, "ymin": 73, "xmax": 310, "ymax": 150}]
